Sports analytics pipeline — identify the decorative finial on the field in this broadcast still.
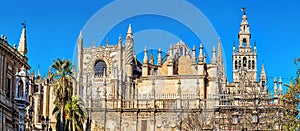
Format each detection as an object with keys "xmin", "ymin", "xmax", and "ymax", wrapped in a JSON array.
[{"xmin": 241, "ymin": 7, "xmax": 246, "ymax": 15}]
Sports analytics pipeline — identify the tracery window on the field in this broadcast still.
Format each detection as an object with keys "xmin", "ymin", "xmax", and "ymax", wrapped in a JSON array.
[
  {"xmin": 95, "ymin": 60, "xmax": 107, "ymax": 77},
  {"xmin": 179, "ymin": 47, "xmax": 184, "ymax": 56}
]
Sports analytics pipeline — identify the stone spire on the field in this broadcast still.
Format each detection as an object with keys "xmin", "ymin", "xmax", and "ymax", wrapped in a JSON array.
[
  {"xmin": 217, "ymin": 38, "xmax": 225, "ymax": 74},
  {"xmin": 105, "ymin": 37, "xmax": 109, "ymax": 46},
  {"xmin": 274, "ymin": 77, "xmax": 278, "ymax": 98},
  {"xmin": 142, "ymin": 47, "xmax": 148, "ymax": 77},
  {"xmin": 127, "ymin": 24, "xmax": 132, "ymax": 36},
  {"xmin": 198, "ymin": 43, "xmax": 204, "ymax": 63},
  {"xmin": 167, "ymin": 44, "xmax": 173, "ymax": 62},
  {"xmin": 125, "ymin": 24, "xmax": 134, "ymax": 65},
  {"xmin": 18, "ymin": 23, "xmax": 27, "ymax": 56},
  {"xmin": 77, "ymin": 31, "xmax": 83, "ymax": 96},
  {"xmin": 157, "ymin": 48, "xmax": 162, "ymax": 66},
  {"xmin": 118, "ymin": 34, "xmax": 122, "ymax": 47},
  {"xmin": 143, "ymin": 47, "xmax": 148, "ymax": 64},
  {"xmin": 217, "ymin": 38, "xmax": 223, "ymax": 65},
  {"xmin": 260, "ymin": 64, "xmax": 266, "ymax": 81},
  {"xmin": 38, "ymin": 65, "xmax": 41, "ymax": 78},
  {"xmin": 192, "ymin": 45, "xmax": 196, "ymax": 63},
  {"xmin": 278, "ymin": 77, "xmax": 282, "ymax": 95}
]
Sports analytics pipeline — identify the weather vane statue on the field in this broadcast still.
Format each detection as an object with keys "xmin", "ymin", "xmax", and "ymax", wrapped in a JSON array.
[
  {"xmin": 241, "ymin": 7, "xmax": 246, "ymax": 15},
  {"xmin": 21, "ymin": 20, "xmax": 26, "ymax": 28}
]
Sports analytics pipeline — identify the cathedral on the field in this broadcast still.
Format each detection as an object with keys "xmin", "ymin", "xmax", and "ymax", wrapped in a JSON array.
[{"xmin": 72, "ymin": 9, "xmax": 279, "ymax": 131}]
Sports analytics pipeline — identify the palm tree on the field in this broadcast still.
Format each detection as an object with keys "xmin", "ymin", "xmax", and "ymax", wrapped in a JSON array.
[
  {"xmin": 53, "ymin": 95, "xmax": 87, "ymax": 131},
  {"xmin": 65, "ymin": 95, "xmax": 87, "ymax": 131},
  {"xmin": 51, "ymin": 58, "xmax": 74, "ymax": 131}
]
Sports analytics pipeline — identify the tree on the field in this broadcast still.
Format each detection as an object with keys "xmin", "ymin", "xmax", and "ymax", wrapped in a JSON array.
[
  {"xmin": 53, "ymin": 95, "xmax": 87, "ymax": 131},
  {"xmin": 182, "ymin": 111, "xmax": 212, "ymax": 131},
  {"xmin": 51, "ymin": 58, "xmax": 74, "ymax": 131},
  {"xmin": 281, "ymin": 57, "xmax": 300, "ymax": 130}
]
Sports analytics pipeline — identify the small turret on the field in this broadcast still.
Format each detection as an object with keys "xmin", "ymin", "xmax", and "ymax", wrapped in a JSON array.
[
  {"xmin": 192, "ymin": 45, "xmax": 196, "ymax": 64},
  {"xmin": 167, "ymin": 44, "xmax": 173, "ymax": 76},
  {"xmin": 259, "ymin": 64, "xmax": 267, "ymax": 89},
  {"xmin": 198, "ymin": 43, "xmax": 204, "ymax": 63},
  {"xmin": 157, "ymin": 48, "xmax": 162, "ymax": 66},
  {"xmin": 278, "ymin": 77, "xmax": 282, "ymax": 96},
  {"xmin": 118, "ymin": 34, "xmax": 122, "ymax": 47},
  {"xmin": 142, "ymin": 47, "xmax": 148, "ymax": 77},
  {"xmin": 18, "ymin": 23, "xmax": 27, "ymax": 56},
  {"xmin": 143, "ymin": 47, "xmax": 148, "ymax": 64},
  {"xmin": 274, "ymin": 77, "xmax": 278, "ymax": 98}
]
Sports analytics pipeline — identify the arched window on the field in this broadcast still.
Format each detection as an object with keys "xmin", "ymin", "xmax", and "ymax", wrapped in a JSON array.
[
  {"xmin": 95, "ymin": 60, "xmax": 107, "ymax": 77},
  {"xmin": 18, "ymin": 80, "xmax": 23, "ymax": 98},
  {"xmin": 238, "ymin": 60, "xmax": 241, "ymax": 69},
  {"xmin": 252, "ymin": 60, "xmax": 255, "ymax": 69},
  {"xmin": 179, "ymin": 47, "xmax": 184, "ymax": 56},
  {"xmin": 248, "ymin": 60, "xmax": 251, "ymax": 69},
  {"xmin": 243, "ymin": 57, "xmax": 247, "ymax": 68},
  {"xmin": 234, "ymin": 60, "xmax": 238, "ymax": 70},
  {"xmin": 242, "ymin": 38, "xmax": 247, "ymax": 46}
]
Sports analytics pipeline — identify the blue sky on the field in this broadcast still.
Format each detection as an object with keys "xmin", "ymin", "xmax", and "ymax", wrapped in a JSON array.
[{"xmin": 0, "ymin": 0, "xmax": 299, "ymax": 92}]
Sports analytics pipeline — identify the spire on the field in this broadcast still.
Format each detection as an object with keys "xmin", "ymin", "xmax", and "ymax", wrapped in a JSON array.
[
  {"xmin": 217, "ymin": 38, "xmax": 223, "ymax": 66},
  {"xmin": 125, "ymin": 24, "xmax": 134, "ymax": 65},
  {"xmin": 157, "ymin": 48, "xmax": 162, "ymax": 66},
  {"xmin": 106, "ymin": 37, "xmax": 109, "ymax": 46},
  {"xmin": 118, "ymin": 34, "xmax": 122, "ymax": 47},
  {"xmin": 38, "ymin": 65, "xmax": 41, "ymax": 77},
  {"xmin": 212, "ymin": 46, "xmax": 217, "ymax": 64},
  {"xmin": 198, "ymin": 43, "xmax": 204, "ymax": 62},
  {"xmin": 278, "ymin": 77, "xmax": 282, "ymax": 95},
  {"xmin": 143, "ymin": 47, "xmax": 148, "ymax": 64},
  {"xmin": 18, "ymin": 22, "xmax": 27, "ymax": 56},
  {"xmin": 150, "ymin": 51, "xmax": 154, "ymax": 65},
  {"xmin": 78, "ymin": 31, "xmax": 83, "ymax": 47},
  {"xmin": 274, "ymin": 77, "xmax": 278, "ymax": 97},
  {"xmin": 126, "ymin": 24, "xmax": 132, "ymax": 37},
  {"xmin": 192, "ymin": 45, "xmax": 196, "ymax": 63},
  {"xmin": 260, "ymin": 64, "xmax": 266, "ymax": 80}
]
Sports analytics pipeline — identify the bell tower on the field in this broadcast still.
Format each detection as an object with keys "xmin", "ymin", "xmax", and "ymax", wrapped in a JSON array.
[{"xmin": 233, "ymin": 7, "xmax": 257, "ymax": 82}]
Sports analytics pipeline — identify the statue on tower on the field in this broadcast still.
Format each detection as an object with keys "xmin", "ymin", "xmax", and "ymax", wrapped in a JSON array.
[{"xmin": 241, "ymin": 7, "xmax": 246, "ymax": 15}]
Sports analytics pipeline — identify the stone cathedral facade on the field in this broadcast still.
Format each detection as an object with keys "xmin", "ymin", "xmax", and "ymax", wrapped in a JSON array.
[{"xmin": 74, "ymin": 10, "xmax": 271, "ymax": 131}]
